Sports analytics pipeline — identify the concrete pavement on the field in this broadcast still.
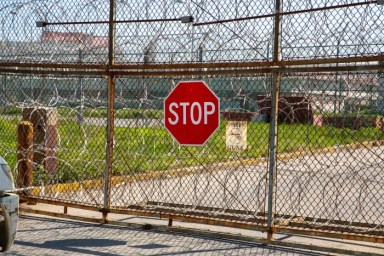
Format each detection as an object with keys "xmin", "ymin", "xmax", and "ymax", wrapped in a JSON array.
[{"xmin": 4, "ymin": 214, "xmax": 331, "ymax": 256}]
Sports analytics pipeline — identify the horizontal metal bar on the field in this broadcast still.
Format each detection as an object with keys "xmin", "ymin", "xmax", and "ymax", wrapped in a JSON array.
[
  {"xmin": 2, "ymin": 64, "xmax": 382, "ymax": 77},
  {"xmin": 193, "ymin": 1, "xmax": 376, "ymax": 26},
  {"xmin": 0, "ymin": 55, "xmax": 383, "ymax": 71},
  {"xmin": 44, "ymin": 18, "xmax": 182, "ymax": 26}
]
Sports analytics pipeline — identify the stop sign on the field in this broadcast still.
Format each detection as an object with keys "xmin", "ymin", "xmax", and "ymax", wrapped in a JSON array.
[{"xmin": 164, "ymin": 81, "xmax": 220, "ymax": 146}]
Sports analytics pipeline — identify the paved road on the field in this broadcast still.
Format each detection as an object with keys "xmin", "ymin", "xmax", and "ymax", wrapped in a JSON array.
[
  {"xmin": 39, "ymin": 145, "xmax": 384, "ymax": 231},
  {"xmin": 5, "ymin": 215, "xmax": 328, "ymax": 256},
  {"xmin": 109, "ymin": 145, "xmax": 384, "ymax": 225}
]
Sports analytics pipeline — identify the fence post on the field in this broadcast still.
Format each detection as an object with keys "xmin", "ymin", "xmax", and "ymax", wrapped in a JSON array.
[
  {"xmin": 103, "ymin": 0, "xmax": 116, "ymax": 223},
  {"xmin": 17, "ymin": 121, "xmax": 34, "ymax": 194},
  {"xmin": 267, "ymin": 0, "xmax": 282, "ymax": 241}
]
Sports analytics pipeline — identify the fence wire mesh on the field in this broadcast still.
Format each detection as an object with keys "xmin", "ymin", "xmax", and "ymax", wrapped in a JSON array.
[
  {"xmin": 110, "ymin": 75, "xmax": 270, "ymax": 224},
  {"xmin": 0, "ymin": 74, "xmax": 108, "ymax": 206},
  {"xmin": 3, "ymin": 0, "xmax": 383, "ymax": 64},
  {"xmin": 275, "ymin": 71, "xmax": 384, "ymax": 237},
  {"xmin": 0, "ymin": 0, "xmax": 383, "ymax": 243}
]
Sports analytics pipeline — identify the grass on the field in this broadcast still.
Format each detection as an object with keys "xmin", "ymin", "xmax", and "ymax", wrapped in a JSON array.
[{"xmin": 1, "ymin": 116, "xmax": 383, "ymax": 184}]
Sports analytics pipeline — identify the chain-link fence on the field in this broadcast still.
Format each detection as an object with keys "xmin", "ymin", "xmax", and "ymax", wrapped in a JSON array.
[{"xmin": 0, "ymin": 0, "xmax": 383, "ymax": 244}]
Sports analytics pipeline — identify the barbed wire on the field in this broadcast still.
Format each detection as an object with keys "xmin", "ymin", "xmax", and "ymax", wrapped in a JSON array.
[{"xmin": 0, "ymin": 0, "xmax": 383, "ymax": 64}]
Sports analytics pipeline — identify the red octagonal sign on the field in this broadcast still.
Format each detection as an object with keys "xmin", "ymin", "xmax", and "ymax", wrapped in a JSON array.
[{"xmin": 164, "ymin": 81, "xmax": 220, "ymax": 146}]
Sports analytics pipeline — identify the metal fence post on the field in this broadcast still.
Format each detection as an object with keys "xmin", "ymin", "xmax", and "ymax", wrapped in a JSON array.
[
  {"xmin": 267, "ymin": 0, "xmax": 282, "ymax": 241},
  {"xmin": 103, "ymin": 0, "xmax": 116, "ymax": 223}
]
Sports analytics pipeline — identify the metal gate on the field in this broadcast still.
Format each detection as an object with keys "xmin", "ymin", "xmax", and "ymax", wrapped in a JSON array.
[{"xmin": 0, "ymin": 0, "xmax": 383, "ymax": 243}]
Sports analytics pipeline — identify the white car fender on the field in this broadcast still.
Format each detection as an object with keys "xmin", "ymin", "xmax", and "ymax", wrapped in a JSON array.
[
  {"xmin": 0, "ymin": 157, "xmax": 14, "ymax": 191},
  {"xmin": 0, "ymin": 156, "xmax": 19, "ymax": 252},
  {"xmin": 0, "ymin": 194, "xmax": 19, "ymax": 252}
]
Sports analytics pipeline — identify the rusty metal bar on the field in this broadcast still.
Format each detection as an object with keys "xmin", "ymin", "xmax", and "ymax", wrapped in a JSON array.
[
  {"xmin": 103, "ymin": 0, "xmax": 116, "ymax": 223},
  {"xmin": 193, "ymin": 1, "xmax": 376, "ymax": 26},
  {"xmin": 0, "ymin": 64, "xmax": 382, "ymax": 77},
  {"xmin": 0, "ymin": 55, "xmax": 383, "ymax": 70},
  {"xmin": 43, "ymin": 18, "xmax": 181, "ymax": 26}
]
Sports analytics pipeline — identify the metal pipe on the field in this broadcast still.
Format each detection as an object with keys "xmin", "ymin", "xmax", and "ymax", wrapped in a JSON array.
[
  {"xmin": 103, "ymin": 0, "xmax": 116, "ymax": 223},
  {"xmin": 267, "ymin": 0, "xmax": 282, "ymax": 241},
  {"xmin": 0, "ymin": 64, "xmax": 383, "ymax": 77},
  {"xmin": 0, "ymin": 55, "xmax": 384, "ymax": 71},
  {"xmin": 41, "ymin": 18, "xmax": 182, "ymax": 26}
]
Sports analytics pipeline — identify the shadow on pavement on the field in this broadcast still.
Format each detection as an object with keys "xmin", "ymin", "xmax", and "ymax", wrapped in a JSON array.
[{"xmin": 7, "ymin": 215, "xmax": 331, "ymax": 256}]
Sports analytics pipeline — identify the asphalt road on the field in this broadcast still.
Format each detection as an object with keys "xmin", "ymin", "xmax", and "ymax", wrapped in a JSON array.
[
  {"xmin": 4, "ymin": 215, "xmax": 328, "ymax": 256},
  {"xmin": 108, "ymin": 145, "xmax": 384, "ymax": 225},
  {"xmin": 37, "ymin": 144, "xmax": 384, "ymax": 234}
]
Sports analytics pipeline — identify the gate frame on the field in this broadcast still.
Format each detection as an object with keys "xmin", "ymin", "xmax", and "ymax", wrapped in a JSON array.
[{"xmin": 1, "ymin": 0, "xmax": 383, "ymax": 246}]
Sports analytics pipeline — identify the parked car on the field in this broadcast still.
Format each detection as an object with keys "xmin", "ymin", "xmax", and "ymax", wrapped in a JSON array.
[{"xmin": 0, "ymin": 156, "xmax": 18, "ymax": 252}]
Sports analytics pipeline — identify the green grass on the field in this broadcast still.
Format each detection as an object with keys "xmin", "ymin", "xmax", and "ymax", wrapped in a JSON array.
[{"xmin": 1, "ymin": 117, "xmax": 383, "ymax": 184}]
